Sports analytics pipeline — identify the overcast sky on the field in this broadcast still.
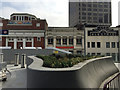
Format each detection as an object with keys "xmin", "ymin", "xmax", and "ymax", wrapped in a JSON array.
[{"xmin": 0, "ymin": 0, "xmax": 120, "ymax": 27}]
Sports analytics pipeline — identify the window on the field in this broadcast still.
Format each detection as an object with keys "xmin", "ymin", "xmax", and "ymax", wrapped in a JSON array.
[
  {"xmin": 76, "ymin": 37, "xmax": 82, "ymax": 45},
  {"xmin": 106, "ymin": 42, "xmax": 110, "ymax": 48},
  {"xmin": 91, "ymin": 42, "xmax": 95, "ymax": 48},
  {"xmin": 36, "ymin": 23, "xmax": 40, "ymax": 27},
  {"xmin": 97, "ymin": 53, "xmax": 101, "ymax": 56},
  {"xmin": 87, "ymin": 42, "xmax": 90, "ymax": 48},
  {"xmin": 56, "ymin": 37, "xmax": 61, "ymax": 45},
  {"xmin": 69, "ymin": 50, "xmax": 73, "ymax": 53},
  {"xmin": 111, "ymin": 42, "xmax": 115, "ymax": 48},
  {"xmin": 106, "ymin": 53, "xmax": 110, "ymax": 56},
  {"xmin": 117, "ymin": 42, "xmax": 119, "ymax": 48},
  {"xmin": 37, "ymin": 37, "xmax": 41, "ymax": 41},
  {"xmin": 87, "ymin": 53, "xmax": 90, "ymax": 56},
  {"xmin": 77, "ymin": 51, "xmax": 82, "ymax": 54},
  {"xmin": 69, "ymin": 37, "xmax": 73, "ymax": 45},
  {"xmin": 91, "ymin": 53, "xmax": 95, "ymax": 56},
  {"xmin": 63, "ymin": 37, "xmax": 67, "ymax": 45},
  {"xmin": 104, "ymin": 14, "xmax": 108, "ymax": 23},
  {"xmin": 48, "ymin": 37, "xmax": 53, "ymax": 44},
  {"xmin": 97, "ymin": 42, "xmax": 101, "ymax": 48},
  {"xmin": 99, "ymin": 17, "xmax": 103, "ymax": 23}
]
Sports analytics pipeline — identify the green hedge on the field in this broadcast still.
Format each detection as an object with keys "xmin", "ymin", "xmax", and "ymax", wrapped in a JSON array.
[{"xmin": 36, "ymin": 54, "xmax": 103, "ymax": 68}]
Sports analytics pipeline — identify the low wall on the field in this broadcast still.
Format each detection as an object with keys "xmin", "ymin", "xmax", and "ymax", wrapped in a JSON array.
[
  {"xmin": 27, "ymin": 56, "xmax": 119, "ymax": 88},
  {"xmin": 1, "ymin": 49, "xmax": 53, "ymax": 64}
]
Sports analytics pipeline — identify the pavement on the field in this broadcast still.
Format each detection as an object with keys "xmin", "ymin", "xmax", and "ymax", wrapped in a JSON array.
[{"xmin": 0, "ymin": 64, "xmax": 27, "ymax": 89}]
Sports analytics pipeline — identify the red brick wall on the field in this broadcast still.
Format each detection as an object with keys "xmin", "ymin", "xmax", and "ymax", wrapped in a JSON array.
[
  {"xmin": 8, "ymin": 42, "xmax": 14, "ymax": 49},
  {"xmin": 2, "ymin": 19, "xmax": 48, "ymax": 30},
  {"xmin": 26, "ymin": 42, "xmax": 32, "ymax": 47},
  {"xmin": 17, "ymin": 42, "xmax": 23, "ymax": 49},
  {"xmin": 34, "ymin": 37, "xmax": 45, "ymax": 49}
]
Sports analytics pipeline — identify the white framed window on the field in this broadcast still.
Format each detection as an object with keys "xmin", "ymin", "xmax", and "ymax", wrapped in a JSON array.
[
  {"xmin": 37, "ymin": 37, "xmax": 41, "ymax": 41},
  {"xmin": 36, "ymin": 23, "xmax": 40, "ymax": 27},
  {"xmin": 48, "ymin": 37, "xmax": 53, "ymax": 44},
  {"xmin": 26, "ymin": 37, "xmax": 32, "ymax": 42}
]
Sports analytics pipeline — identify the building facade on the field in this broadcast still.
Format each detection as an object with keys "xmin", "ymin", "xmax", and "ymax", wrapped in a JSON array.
[
  {"xmin": 85, "ymin": 26, "xmax": 119, "ymax": 61},
  {"xmin": 45, "ymin": 27, "xmax": 84, "ymax": 54},
  {"xmin": 0, "ymin": 13, "xmax": 48, "ymax": 49},
  {"xmin": 69, "ymin": 0, "xmax": 112, "ymax": 27}
]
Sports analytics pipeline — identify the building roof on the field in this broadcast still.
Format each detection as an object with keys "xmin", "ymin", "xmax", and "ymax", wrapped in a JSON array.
[{"xmin": 11, "ymin": 13, "xmax": 37, "ymax": 18}]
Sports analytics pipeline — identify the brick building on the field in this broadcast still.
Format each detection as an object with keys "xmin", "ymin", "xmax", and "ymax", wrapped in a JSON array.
[{"xmin": 0, "ymin": 13, "xmax": 48, "ymax": 49}]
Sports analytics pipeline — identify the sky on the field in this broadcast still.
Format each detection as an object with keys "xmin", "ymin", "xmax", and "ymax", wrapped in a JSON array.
[{"xmin": 0, "ymin": 0, "xmax": 120, "ymax": 27}]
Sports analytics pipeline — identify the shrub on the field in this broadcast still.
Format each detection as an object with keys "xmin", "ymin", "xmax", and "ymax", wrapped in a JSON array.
[{"xmin": 37, "ymin": 54, "xmax": 102, "ymax": 68}]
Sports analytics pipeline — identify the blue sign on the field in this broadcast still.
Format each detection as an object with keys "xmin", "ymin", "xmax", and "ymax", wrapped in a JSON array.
[{"xmin": 0, "ymin": 30, "xmax": 9, "ymax": 35}]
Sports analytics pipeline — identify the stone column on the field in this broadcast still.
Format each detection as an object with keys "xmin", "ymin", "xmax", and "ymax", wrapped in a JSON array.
[
  {"xmin": 61, "ymin": 36, "xmax": 63, "ymax": 46},
  {"xmin": 67, "ymin": 36, "xmax": 69, "ymax": 46},
  {"xmin": 6, "ymin": 38, "xmax": 8, "ymax": 47},
  {"xmin": 53, "ymin": 36, "xmax": 56, "ymax": 47},
  {"xmin": 32, "ymin": 38, "xmax": 34, "ymax": 47},
  {"xmin": 23, "ymin": 38, "xmax": 26, "ymax": 49},
  {"xmin": 45, "ymin": 37, "xmax": 48, "ymax": 48},
  {"xmin": 14, "ymin": 38, "xmax": 17, "ymax": 49},
  {"xmin": 74, "ymin": 36, "xmax": 76, "ymax": 48}
]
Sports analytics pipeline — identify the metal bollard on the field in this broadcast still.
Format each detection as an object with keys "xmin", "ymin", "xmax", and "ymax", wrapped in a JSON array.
[
  {"xmin": 14, "ymin": 53, "xmax": 19, "ymax": 66},
  {"xmin": 0, "ymin": 53, "xmax": 3, "ymax": 62},
  {"xmin": 21, "ymin": 54, "xmax": 26, "ymax": 68}
]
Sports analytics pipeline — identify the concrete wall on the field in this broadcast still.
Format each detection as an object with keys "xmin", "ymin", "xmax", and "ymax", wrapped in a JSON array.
[
  {"xmin": 27, "ymin": 56, "xmax": 119, "ymax": 88},
  {"xmin": 1, "ymin": 49, "xmax": 53, "ymax": 64}
]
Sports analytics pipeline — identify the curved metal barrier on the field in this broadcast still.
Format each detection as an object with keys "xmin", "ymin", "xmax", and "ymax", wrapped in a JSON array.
[
  {"xmin": 103, "ymin": 73, "xmax": 120, "ymax": 90},
  {"xmin": 27, "ymin": 56, "xmax": 119, "ymax": 88}
]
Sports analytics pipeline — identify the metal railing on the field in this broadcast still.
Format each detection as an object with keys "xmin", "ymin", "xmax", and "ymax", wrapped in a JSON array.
[{"xmin": 103, "ymin": 73, "xmax": 120, "ymax": 90}]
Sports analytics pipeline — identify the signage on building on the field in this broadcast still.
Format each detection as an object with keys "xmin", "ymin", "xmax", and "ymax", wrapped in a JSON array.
[
  {"xmin": 0, "ymin": 30, "xmax": 9, "ymax": 35},
  {"xmin": 53, "ymin": 51, "xmax": 58, "ymax": 54}
]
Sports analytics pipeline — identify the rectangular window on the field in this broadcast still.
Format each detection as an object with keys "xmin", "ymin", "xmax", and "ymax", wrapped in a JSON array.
[
  {"xmin": 77, "ymin": 51, "xmax": 82, "ymax": 54},
  {"xmin": 106, "ymin": 42, "xmax": 110, "ymax": 48},
  {"xmin": 56, "ymin": 38, "xmax": 61, "ymax": 45},
  {"xmin": 91, "ymin": 53, "xmax": 95, "ymax": 56},
  {"xmin": 97, "ymin": 53, "xmax": 101, "ymax": 56},
  {"xmin": 87, "ymin": 42, "xmax": 90, "ymax": 48},
  {"xmin": 69, "ymin": 38, "xmax": 73, "ymax": 45},
  {"xmin": 111, "ymin": 42, "xmax": 115, "ymax": 48},
  {"xmin": 63, "ymin": 37, "xmax": 67, "ymax": 45},
  {"xmin": 91, "ymin": 42, "xmax": 95, "ymax": 48},
  {"xmin": 76, "ymin": 38, "xmax": 82, "ymax": 45},
  {"xmin": 97, "ymin": 42, "xmax": 101, "ymax": 48},
  {"xmin": 87, "ymin": 53, "xmax": 90, "ymax": 56},
  {"xmin": 48, "ymin": 37, "xmax": 53, "ymax": 44},
  {"xmin": 36, "ymin": 23, "xmax": 40, "ymax": 27},
  {"xmin": 117, "ymin": 42, "xmax": 119, "ymax": 48},
  {"xmin": 106, "ymin": 53, "xmax": 110, "ymax": 56}
]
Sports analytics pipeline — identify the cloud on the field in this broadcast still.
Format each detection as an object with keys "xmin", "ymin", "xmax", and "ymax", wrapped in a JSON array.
[{"xmin": 0, "ymin": 0, "xmax": 68, "ymax": 27}]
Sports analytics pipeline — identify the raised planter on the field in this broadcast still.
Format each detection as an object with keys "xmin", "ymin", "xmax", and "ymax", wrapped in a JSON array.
[{"xmin": 27, "ymin": 56, "xmax": 119, "ymax": 88}]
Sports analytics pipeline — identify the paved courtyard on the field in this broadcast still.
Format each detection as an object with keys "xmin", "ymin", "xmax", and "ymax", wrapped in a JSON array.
[{"xmin": 0, "ymin": 65, "xmax": 27, "ymax": 89}]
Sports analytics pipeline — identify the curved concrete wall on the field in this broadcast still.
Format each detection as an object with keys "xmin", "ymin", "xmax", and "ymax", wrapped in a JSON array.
[{"xmin": 27, "ymin": 56, "xmax": 119, "ymax": 88}]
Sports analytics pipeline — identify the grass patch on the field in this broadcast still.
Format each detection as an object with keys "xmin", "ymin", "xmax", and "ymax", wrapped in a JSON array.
[{"xmin": 36, "ymin": 54, "xmax": 104, "ymax": 68}]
